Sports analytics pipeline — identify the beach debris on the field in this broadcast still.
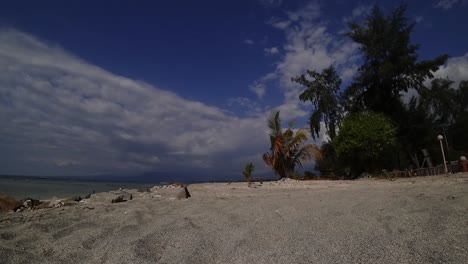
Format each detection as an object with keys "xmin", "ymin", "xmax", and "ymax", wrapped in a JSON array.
[
  {"xmin": 111, "ymin": 193, "xmax": 133, "ymax": 204},
  {"xmin": 177, "ymin": 187, "xmax": 191, "ymax": 200},
  {"xmin": 68, "ymin": 196, "xmax": 82, "ymax": 202},
  {"xmin": 138, "ymin": 188, "xmax": 151, "ymax": 193},
  {"xmin": 53, "ymin": 200, "xmax": 65, "ymax": 208},
  {"xmin": 112, "ymin": 195, "xmax": 124, "ymax": 203},
  {"xmin": 21, "ymin": 198, "xmax": 41, "ymax": 210},
  {"xmin": 34, "ymin": 201, "xmax": 52, "ymax": 210},
  {"xmin": 84, "ymin": 193, "xmax": 92, "ymax": 199},
  {"xmin": 358, "ymin": 172, "xmax": 371, "ymax": 179},
  {"xmin": 172, "ymin": 182, "xmax": 185, "ymax": 187},
  {"xmin": 63, "ymin": 200, "xmax": 79, "ymax": 206},
  {"xmin": 49, "ymin": 198, "xmax": 78, "ymax": 208},
  {"xmin": 150, "ymin": 186, "xmax": 161, "ymax": 192},
  {"xmin": 0, "ymin": 195, "xmax": 21, "ymax": 212}
]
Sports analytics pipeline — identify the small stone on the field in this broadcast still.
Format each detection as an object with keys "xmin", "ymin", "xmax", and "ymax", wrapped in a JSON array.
[
  {"xmin": 111, "ymin": 192, "xmax": 132, "ymax": 203},
  {"xmin": 177, "ymin": 187, "xmax": 191, "ymax": 200},
  {"xmin": 53, "ymin": 201, "xmax": 65, "ymax": 208},
  {"xmin": 112, "ymin": 195, "xmax": 124, "ymax": 204},
  {"xmin": 21, "ymin": 198, "xmax": 40, "ymax": 210},
  {"xmin": 68, "ymin": 196, "xmax": 82, "ymax": 202},
  {"xmin": 34, "ymin": 201, "xmax": 52, "ymax": 210}
]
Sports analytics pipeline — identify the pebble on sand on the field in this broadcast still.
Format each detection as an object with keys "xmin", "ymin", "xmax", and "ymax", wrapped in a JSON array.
[{"xmin": 177, "ymin": 187, "xmax": 191, "ymax": 200}]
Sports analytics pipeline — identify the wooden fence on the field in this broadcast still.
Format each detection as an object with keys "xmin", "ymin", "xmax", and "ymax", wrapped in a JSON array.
[
  {"xmin": 380, "ymin": 162, "xmax": 460, "ymax": 178},
  {"xmin": 411, "ymin": 163, "xmax": 459, "ymax": 177}
]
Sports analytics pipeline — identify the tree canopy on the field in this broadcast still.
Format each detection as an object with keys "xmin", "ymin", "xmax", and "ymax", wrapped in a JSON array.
[
  {"xmin": 265, "ymin": 4, "xmax": 467, "ymax": 178},
  {"xmin": 289, "ymin": 4, "xmax": 464, "ymax": 176},
  {"xmin": 345, "ymin": 5, "xmax": 448, "ymax": 119},
  {"xmin": 333, "ymin": 112, "xmax": 397, "ymax": 176},
  {"xmin": 292, "ymin": 65, "xmax": 342, "ymax": 140}
]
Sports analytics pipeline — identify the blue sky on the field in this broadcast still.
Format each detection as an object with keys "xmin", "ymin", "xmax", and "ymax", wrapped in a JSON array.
[{"xmin": 1, "ymin": 0, "xmax": 467, "ymax": 180}]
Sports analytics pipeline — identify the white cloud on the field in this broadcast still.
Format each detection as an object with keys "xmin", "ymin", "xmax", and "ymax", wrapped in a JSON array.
[
  {"xmin": 243, "ymin": 39, "xmax": 254, "ymax": 45},
  {"xmin": 258, "ymin": 0, "xmax": 283, "ymax": 8},
  {"xmin": 435, "ymin": 0, "xmax": 467, "ymax": 10},
  {"xmin": 0, "ymin": 28, "xmax": 275, "ymax": 177},
  {"xmin": 249, "ymin": 83, "xmax": 266, "ymax": 99},
  {"xmin": 403, "ymin": 54, "xmax": 468, "ymax": 103},
  {"xmin": 252, "ymin": 2, "xmax": 360, "ymax": 122},
  {"xmin": 285, "ymin": 2, "xmax": 320, "ymax": 22},
  {"xmin": 414, "ymin": 15, "xmax": 424, "ymax": 23},
  {"xmin": 264, "ymin": 46, "xmax": 279, "ymax": 55},
  {"xmin": 431, "ymin": 53, "xmax": 468, "ymax": 85},
  {"xmin": 342, "ymin": 5, "xmax": 372, "ymax": 23},
  {"xmin": 269, "ymin": 19, "xmax": 291, "ymax": 30},
  {"xmin": 227, "ymin": 97, "xmax": 266, "ymax": 117}
]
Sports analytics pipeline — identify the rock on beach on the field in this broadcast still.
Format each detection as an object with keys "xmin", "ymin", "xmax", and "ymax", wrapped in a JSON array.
[{"xmin": 0, "ymin": 195, "xmax": 21, "ymax": 212}]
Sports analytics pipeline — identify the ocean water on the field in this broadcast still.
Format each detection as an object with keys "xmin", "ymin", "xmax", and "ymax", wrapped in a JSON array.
[{"xmin": 0, "ymin": 178, "xmax": 155, "ymax": 200}]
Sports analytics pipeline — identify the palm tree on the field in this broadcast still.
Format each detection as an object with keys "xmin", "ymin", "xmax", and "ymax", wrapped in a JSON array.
[
  {"xmin": 263, "ymin": 111, "xmax": 322, "ymax": 179},
  {"xmin": 242, "ymin": 162, "xmax": 255, "ymax": 186}
]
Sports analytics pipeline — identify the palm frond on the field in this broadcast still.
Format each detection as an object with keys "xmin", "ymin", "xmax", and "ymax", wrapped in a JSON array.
[
  {"xmin": 302, "ymin": 144, "xmax": 323, "ymax": 161},
  {"xmin": 263, "ymin": 111, "xmax": 322, "ymax": 178},
  {"xmin": 267, "ymin": 111, "xmax": 281, "ymax": 136}
]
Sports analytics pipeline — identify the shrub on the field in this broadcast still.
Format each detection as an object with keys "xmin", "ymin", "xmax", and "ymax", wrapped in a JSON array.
[{"xmin": 242, "ymin": 162, "xmax": 254, "ymax": 185}]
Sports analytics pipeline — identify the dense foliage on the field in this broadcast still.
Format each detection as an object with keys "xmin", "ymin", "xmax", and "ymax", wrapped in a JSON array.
[
  {"xmin": 333, "ymin": 112, "xmax": 397, "ymax": 176},
  {"xmin": 290, "ymin": 4, "xmax": 467, "ymax": 177},
  {"xmin": 292, "ymin": 65, "xmax": 342, "ymax": 140},
  {"xmin": 345, "ymin": 5, "xmax": 447, "ymax": 119}
]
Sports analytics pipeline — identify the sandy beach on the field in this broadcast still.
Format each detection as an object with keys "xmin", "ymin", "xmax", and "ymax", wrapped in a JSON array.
[{"xmin": 1, "ymin": 174, "xmax": 467, "ymax": 264}]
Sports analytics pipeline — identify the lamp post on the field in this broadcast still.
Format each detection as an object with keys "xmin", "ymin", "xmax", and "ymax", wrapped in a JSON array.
[{"xmin": 438, "ymin": 135, "xmax": 448, "ymax": 174}]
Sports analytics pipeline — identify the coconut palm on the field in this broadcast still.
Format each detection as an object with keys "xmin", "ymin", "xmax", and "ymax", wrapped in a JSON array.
[{"xmin": 263, "ymin": 111, "xmax": 322, "ymax": 179}]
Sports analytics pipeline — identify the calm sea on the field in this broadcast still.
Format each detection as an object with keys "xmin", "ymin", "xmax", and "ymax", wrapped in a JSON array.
[{"xmin": 0, "ymin": 178, "xmax": 155, "ymax": 200}]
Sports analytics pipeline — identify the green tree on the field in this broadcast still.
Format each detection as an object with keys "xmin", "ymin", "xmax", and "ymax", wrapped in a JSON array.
[
  {"xmin": 263, "ymin": 111, "xmax": 322, "ymax": 179},
  {"xmin": 455, "ymin": 81, "xmax": 468, "ymax": 115},
  {"xmin": 242, "ymin": 162, "xmax": 254, "ymax": 185},
  {"xmin": 345, "ymin": 4, "xmax": 448, "ymax": 120},
  {"xmin": 416, "ymin": 79, "xmax": 468, "ymax": 158},
  {"xmin": 333, "ymin": 112, "xmax": 397, "ymax": 176},
  {"xmin": 452, "ymin": 113, "xmax": 468, "ymax": 151},
  {"xmin": 420, "ymin": 78, "xmax": 457, "ymax": 125},
  {"xmin": 314, "ymin": 142, "xmax": 338, "ymax": 177},
  {"xmin": 292, "ymin": 65, "xmax": 343, "ymax": 140},
  {"xmin": 452, "ymin": 81, "xmax": 468, "ymax": 152},
  {"xmin": 398, "ymin": 96, "xmax": 437, "ymax": 168}
]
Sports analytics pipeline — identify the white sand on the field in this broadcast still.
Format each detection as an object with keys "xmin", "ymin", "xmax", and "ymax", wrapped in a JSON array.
[{"xmin": 1, "ymin": 174, "xmax": 468, "ymax": 264}]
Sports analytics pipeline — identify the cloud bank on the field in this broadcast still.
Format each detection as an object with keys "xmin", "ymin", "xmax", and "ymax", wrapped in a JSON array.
[
  {"xmin": 434, "ymin": 0, "xmax": 467, "ymax": 10},
  {"xmin": 0, "ymin": 29, "xmax": 271, "ymax": 177}
]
